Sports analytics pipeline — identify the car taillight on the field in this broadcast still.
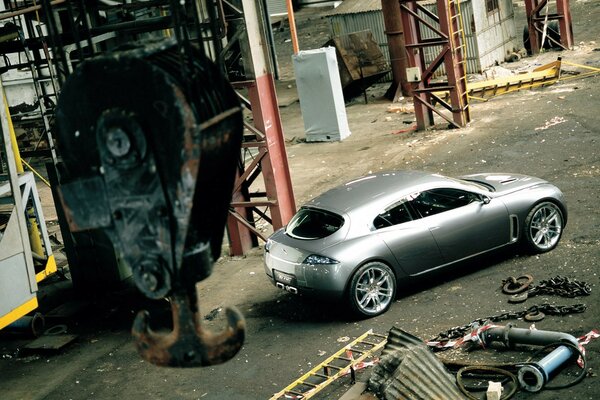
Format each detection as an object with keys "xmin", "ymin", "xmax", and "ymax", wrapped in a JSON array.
[{"xmin": 304, "ymin": 254, "xmax": 339, "ymax": 265}]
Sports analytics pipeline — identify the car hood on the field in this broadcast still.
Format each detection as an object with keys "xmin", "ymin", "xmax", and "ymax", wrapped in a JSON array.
[{"xmin": 460, "ymin": 173, "xmax": 547, "ymax": 194}]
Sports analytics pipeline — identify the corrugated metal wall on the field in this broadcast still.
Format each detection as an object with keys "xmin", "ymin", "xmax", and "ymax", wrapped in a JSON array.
[
  {"xmin": 329, "ymin": 11, "xmax": 393, "ymax": 82},
  {"xmin": 267, "ymin": 0, "xmax": 288, "ymax": 16},
  {"xmin": 327, "ymin": 0, "xmax": 517, "ymax": 80}
]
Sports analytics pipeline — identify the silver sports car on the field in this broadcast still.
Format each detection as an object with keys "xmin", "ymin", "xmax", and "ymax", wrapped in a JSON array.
[{"xmin": 263, "ymin": 171, "xmax": 566, "ymax": 317}]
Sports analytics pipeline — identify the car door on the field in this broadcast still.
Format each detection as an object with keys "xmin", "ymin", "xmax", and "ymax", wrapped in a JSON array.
[
  {"xmin": 407, "ymin": 188, "xmax": 510, "ymax": 264},
  {"xmin": 373, "ymin": 198, "xmax": 445, "ymax": 276}
]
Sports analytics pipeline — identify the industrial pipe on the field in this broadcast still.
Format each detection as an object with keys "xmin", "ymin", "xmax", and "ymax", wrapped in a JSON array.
[
  {"xmin": 285, "ymin": 0, "xmax": 299, "ymax": 54},
  {"xmin": 89, "ymin": 16, "xmax": 172, "ymax": 35},
  {"xmin": 6, "ymin": 313, "xmax": 45, "ymax": 337},
  {"xmin": 482, "ymin": 325, "xmax": 580, "ymax": 392}
]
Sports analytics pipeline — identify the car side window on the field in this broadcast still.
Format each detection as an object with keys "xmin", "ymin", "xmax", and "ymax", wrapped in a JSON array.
[
  {"xmin": 408, "ymin": 188, "xmax": 478, "ymax": 218},
  {"xmin": 373, "ymin": 200, "xmax": 413, "ymax": 229}
]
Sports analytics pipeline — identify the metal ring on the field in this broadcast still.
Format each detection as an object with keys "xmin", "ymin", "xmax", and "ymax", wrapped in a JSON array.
[
  {"xmin": 502, "ymin": 274, "xmax": 534, "ymax": 294},
  {"xmin": 524, "ymin": 311, "xmax": 545, "ymax": 322},
  {"xmin": 508, "ymin": 292, "xmax": 529, "ymax": 303},
  {"xmin": 44, "ymin": 324, "xmax": 68, "ymax": 335},
  {"xmin": 456, "ymin": 366, "xmax": 519, "ymax": 400}
]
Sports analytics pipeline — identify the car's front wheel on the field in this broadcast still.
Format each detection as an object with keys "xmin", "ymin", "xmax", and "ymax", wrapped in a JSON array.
[
  {"xmin": 349, "ymin": 262, "xmax": 396, "ymax": 317},
  {"xmin": 523, "ymin": 201, "xmax": 564, "ymax": 253}
]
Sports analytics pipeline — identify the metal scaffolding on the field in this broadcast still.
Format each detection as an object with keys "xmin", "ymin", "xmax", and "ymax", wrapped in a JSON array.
[
  {"xmin": 524, "ymin": 0, "xmax": 573, "ymax": 55},
  {"xmin": 398, "ymin": 0, "xmax": 470, "ymax": 130}
]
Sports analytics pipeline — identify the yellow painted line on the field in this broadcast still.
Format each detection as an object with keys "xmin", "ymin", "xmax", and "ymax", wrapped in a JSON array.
[
  {"xmin": 36, "ymin": 254, "xmax": 57, "ymax": 283},
  {"xmin": 0, "ymin": 297, "xmax": 38, "ymax": 330},
  {"xmin": 559, "ymin": 70, "xmax": 600, "ymax": 82},
  {"xmin": 467, "ymin": 94, "xmax": 488, "ymax": 102},
  {"xmin": 561, "ymin": 60, "xmax": 600, "ymax": 72}
]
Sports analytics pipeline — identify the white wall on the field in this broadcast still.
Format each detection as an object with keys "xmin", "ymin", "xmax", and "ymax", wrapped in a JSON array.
[{"xmin": 471, "ymin": 0, "xmax": 518, "ymax": 70}]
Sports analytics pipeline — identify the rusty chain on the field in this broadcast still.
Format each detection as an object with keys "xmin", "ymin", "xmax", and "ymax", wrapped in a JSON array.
[
  {"xmin": 503, "ymin": 275, "xmax": 592, "ymax": 303},
  {"xmin": 431, "ymin": 303, "xmax": 587, "ymax": 343},
  {"xmin": 502, "ymin": 275, "xmax": 591, "ymax": 298},
  {"xmin": 527, "ymin": 276, "xmax": 592, "ymax": 298}
]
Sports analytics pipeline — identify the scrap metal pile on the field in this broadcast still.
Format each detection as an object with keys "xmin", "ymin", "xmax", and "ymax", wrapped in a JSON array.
[
  {"xmin": 369, "ymin": 325, "xmax": 597, "ymax": 400},
  {"xmin": 368, "ymin": 274, "xmax": 595, "ymax": 400},
  {"xmin": 271, "ymin": 274, "xmax": 595, "ymax": 399}
]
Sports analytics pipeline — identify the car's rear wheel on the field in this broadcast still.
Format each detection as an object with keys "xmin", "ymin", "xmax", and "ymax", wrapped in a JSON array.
[
  {"xmin": 523, "ymin": 201, "xmax": 564, "ymax": 253},
  {"xmin": 349, "ymin": 262, "xmax": 396, "ymax": 317}
]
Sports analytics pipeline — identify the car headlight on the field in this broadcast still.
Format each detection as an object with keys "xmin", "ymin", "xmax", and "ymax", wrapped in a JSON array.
[
  {"xmin": 304, "ymin": 254, "xmax": 339, "ymax": 265},
  {"xmin": 264, "ymin": 238, "xmax": 273, "ymax": 252}
]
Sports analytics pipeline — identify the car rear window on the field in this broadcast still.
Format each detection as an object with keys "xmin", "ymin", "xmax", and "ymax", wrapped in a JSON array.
[{"xmin": 285, "ymin": 207, "xmax": 344, "ymax": 240}]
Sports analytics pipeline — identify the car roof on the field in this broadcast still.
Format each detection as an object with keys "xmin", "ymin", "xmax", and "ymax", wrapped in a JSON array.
[{"xmin": 305, "ymin": 170, "xmax": 455, "ymax": 214}]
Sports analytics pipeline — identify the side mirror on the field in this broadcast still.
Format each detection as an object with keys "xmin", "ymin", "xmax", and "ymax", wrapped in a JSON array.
[{"xmin": 481, "ymin": 195, "xmax": 491, "ymax": 205}]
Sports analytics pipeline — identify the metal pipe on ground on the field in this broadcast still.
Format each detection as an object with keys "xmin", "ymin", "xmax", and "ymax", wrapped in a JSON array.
[
  {"xmin": 5, "ymin": 313, "xmax": 45, "ymax": 337},
  {"xmin": 482, "ymin": 325, "xmax": 580, "ymax": 392}
]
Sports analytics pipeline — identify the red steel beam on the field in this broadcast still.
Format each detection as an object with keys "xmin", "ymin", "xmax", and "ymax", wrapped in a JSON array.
[
  {"xmin": 400, "ymin": 0, "xmax": 432, "ymax": 130},
  {"xmin": 556, "ymin": 0, "xmax": 574, "ymax": 49},
  {"xmin": 525, "ymin": 0, "xmax": 542, "ymax": 54},
  {"xmin": 381, "ymin": 0, "xmax": 410, "ymax": 99},
  {"xmin": 399, "ymin": 0, "xmax": 469, "ymax": 130},
  {"xmin": 227, "ymin": 0, "xmax": 296, "ymax": 255},
  {"xmin": 525, "ymin": 0, "xmax": 573, "ymax": 55},
  {"xmin": 439, "ymin": 0, "xmax": 469, "ymax": 127},
  {"xmin": 247, "ymin": 75, "xmax": 296, "ymax": 229}
]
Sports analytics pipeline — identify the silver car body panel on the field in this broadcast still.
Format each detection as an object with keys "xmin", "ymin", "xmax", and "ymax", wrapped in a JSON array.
[{"xmin": 264, "ymin": 171, "xmax": 567, "ymax": 299}]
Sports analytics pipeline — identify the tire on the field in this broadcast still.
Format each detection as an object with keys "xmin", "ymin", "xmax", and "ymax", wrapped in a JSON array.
[
  {"xmin": 523, "ymin": 22, "xmax": 561, "ymax": 55},
  {"xmin": 523, "ymin": 26, "xmax": 532, "ymax": 55},
  {"xmin": 349, "ymin": 262, "xmax": 396, "ymax": 317},
  {"xmin": 523, "ymin": 201, "xmax": 564, "ymax": 253}
]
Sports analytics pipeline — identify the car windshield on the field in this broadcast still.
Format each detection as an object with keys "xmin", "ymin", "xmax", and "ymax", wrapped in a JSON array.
[{"xmin": 285, "ymin": 207, "xmax": 345, "ymax": 240}]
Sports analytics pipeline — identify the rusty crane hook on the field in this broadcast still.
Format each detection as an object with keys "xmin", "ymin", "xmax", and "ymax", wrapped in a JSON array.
[
  {"xmin": 132, "ymin": 288, "xmax": 245, "ymax": 367},
  {"xmin": 55, "ymin": 39, "xmax": 246, "ymax": 368}
]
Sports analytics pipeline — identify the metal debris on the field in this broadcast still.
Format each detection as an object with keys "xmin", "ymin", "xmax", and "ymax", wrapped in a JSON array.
[{"xmin": 369, "ymin": 328, "xmax": 467, "ymax": 400}]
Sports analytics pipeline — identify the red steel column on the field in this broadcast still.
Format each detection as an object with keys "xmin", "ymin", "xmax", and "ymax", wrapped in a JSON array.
[
  {"xmin": 227, "ymin": 178, "xmax": 256, "ymax": 255},
  {"xmin": 440, "ymin": 0, "xmax": 469, "ymax": 127},
  {"xmin": 229, "ymin": 0, "xmax": 295, "ymax": 253},
  {"xmin": 381, "ymin": 0, "xmax": 410, "ymax": 98},
  {"xmin": 285, "ymin": 0, "xmax": 300, "ymax": 54},
  {"xmin": 556, "ymin": 0, "xmax": 573, "ymax": 49},
  {"xmin": 524, "ymin": 0, "xmax": 540, "ymax": 55},
  {"xmin": 399, "ymin": 0, "xmax": 433, "ymax": 130},
  {"xmin": 525, "ymin": 0, "xmax": 573, "ymax": 54},
  {"xmin": 247, "ymin": 75, "xmax": 296, "ymax": 228}
]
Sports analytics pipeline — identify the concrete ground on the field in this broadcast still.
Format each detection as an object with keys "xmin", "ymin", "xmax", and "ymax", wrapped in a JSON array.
[{"xmin": 1, "ymin": 1, "xmax": 599, "ymax": 399}]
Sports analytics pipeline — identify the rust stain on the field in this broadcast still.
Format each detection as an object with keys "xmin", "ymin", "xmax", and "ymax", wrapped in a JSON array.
[{"xmin": 56, "ymin": 187, "xmax": 80, "ymax": 232}]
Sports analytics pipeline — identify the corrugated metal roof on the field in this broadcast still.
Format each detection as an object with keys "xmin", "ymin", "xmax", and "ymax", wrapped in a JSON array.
[
  {"xmin": 325, "ymin": 0, "xmax": 381, "ymax": 16},
  {"xmin": 369, "ymin": 328, "xmax": 468, "ymax": 400}
]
